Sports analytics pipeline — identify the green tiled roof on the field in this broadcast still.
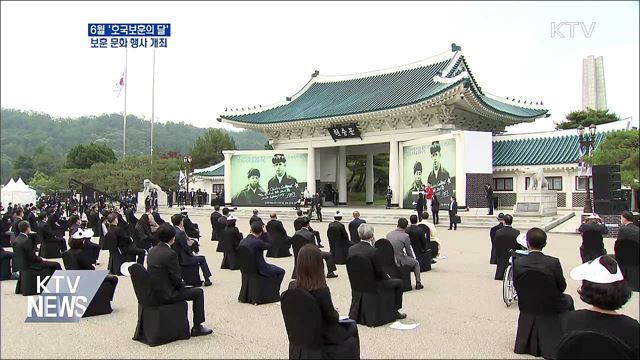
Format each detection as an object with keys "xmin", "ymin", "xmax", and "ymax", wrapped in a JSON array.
[
  {"xmin": 493, "ymin": 132, "xmax": 607, "ymax": 167},
  {"xmin": 222, "ymin": 53, "xmax": 548, "ymax": 125},
  {"xmin": 194, "ymin": 165, "xmax": 224, "ymax": 177}
]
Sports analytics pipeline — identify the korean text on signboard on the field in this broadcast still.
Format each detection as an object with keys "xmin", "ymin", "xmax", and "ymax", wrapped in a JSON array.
[
  {"xmin": 88, "ymin": 23, "xmax": 170, "ymax": 49},
  {"xmin": 327, "ymin": 123, "xmax": 361, "ymax": 141}
]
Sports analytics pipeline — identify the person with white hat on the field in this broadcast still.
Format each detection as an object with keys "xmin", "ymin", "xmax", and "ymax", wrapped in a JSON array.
[
  {"xmin": 327, "ymin": 211, "xmax": 353, "ymax": 264},
  {"xmin": 562, "ymin": 255, "xmax": 639, "ymax": 355},
  {"xmin": 221, "ymin": 215, "xmax": 243, "ymax": 270},
  {"xmin": 513, "ymin": 227, "xmax": 574, "ymax": 313}
]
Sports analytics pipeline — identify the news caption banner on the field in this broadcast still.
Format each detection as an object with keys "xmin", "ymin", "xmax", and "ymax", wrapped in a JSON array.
[
  {"xmin": 25, "ymin": 270, "xmax": 108, "ymax": 323},
  {"xmin": 88, "ymin": 23, "xmax": 171, "ymax": 48}
]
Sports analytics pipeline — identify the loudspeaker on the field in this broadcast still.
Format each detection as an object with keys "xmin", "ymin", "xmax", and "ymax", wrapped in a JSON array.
[
  {"xmin": 611, "ymin": 200, "xmax": 630, "ymax": 213},
  {"xmin": 594, "ymin": 199, "xmax": 611, "ymax": 215},
  {"xmin": 592, "ymin": 164, "xmax": 621, "ymax": 200}
]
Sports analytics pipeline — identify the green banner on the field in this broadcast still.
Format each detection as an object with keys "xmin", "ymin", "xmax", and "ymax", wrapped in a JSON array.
[
  {"xmin": 230, "ymin": 152, "xmax": 307, "ymax": 206},
  {"xmin": 402, "ymin": 138, "xmax": 456, "ymax": 209}
]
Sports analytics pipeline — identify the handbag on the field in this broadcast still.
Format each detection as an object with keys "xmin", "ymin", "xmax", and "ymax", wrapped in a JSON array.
[{"xmin": 454, "ymin": 215, "xmax": 461, "ymax": 224}]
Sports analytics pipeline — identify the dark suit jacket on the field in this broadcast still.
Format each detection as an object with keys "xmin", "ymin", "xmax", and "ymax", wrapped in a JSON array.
[
  {"xmin": 495, "ymin": 226, "xmax": 521, "ymax": 261},
  {"xmin": 266, "ymin": 219, "xmax": 288, "ymax": 237},
  {"xmin": 104, "ymin": 225, "xmax": 119, "ymax": 250},
  {"xmin": 448, "ymin": 201, "xmax": 458, "ymax": 214},
  {"xmin": 490, "ymin": 223, "xmax": 504, "ymax": 245},
  {"xmin": 171, "ymin": 226, "xmax": 197, "ymax": 265},
  {"xmin": 68, "ymin": 248, "xmax": 96, "ymax": 270},
  {"xmin": 147, "ymin": 242, "xmax": 184, "ymax": 303},
  {"xmin": 152, "ymin": 211, "xmax": 165, "ymax": 225},
  {"xmin": 13, "ymin": 233, "xmax": 46, "ymax": 270},
  {"xmin": 210, "ymin": 211, "xmax": 221, "ymax": 228},
  {"xmin": 114, "ymin": 225, "xmax": 134, "ymax": 252},
  {"xmin": 11, "ymin": 216, "xmax": 23, "ymax": 236},
  {"xmin": 38, "ymin": 221, "xmax": 59, "ymax": 243},
  {"xmin": 223, "ymin": 226, "xmax": 243, "ymax": 252},
  {"xmin": 293, "ymin": 216, "xmax": 305, "ymax": 232},
  {"xmin": 249, "ymin": 215, "xmax": 263, "ymax": 226},
  {"xmin": 617, "ymin": 223, "xmax": 639, "ymax": 244},
  {"xmin": 347, "ymin": 241, "xmax": 390, "ymax": 281},
  {"xmin": 294, "ymin": 228, "xmax": 315, "ymax": 244},
  {"xmin": 239, "ymin": 234, "xmax": 281, "ymax": 277},
  {"xmin": 405, "ymin": 224, "xmax": 427, "ymax": 253},
  {"xmin": 348, "ymin": 218, "xmax": 366, "ymax": 242},
  {"xmin": 327, "ymin": 221, "xmax": 350, "ymax": 246},
  {"xmin": 513, "ymin": 251, "xmax": 567, "ymax": 294},
  {"xmin": 579, "ymin": 222, "xmax": 608, "ymax": 235}
]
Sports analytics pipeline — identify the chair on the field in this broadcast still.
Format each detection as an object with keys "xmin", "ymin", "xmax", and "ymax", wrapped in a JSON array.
[
  {"xmin": 180, "ymin": 263, "xmax": 203, "ymax": 287},
  {"xmin": 0, "ymin": 255, "xmax": 12, "ymax": 280},
  {"xmin": 220, "ymin": 231, "xmax": 240, "ymax": 270},
  {"xmin": 281, "ymin": 288, "xmax": 360, "ymax": 359},
  {"xmin": 62, "ymin": 250, "xmax": 116, "ymax": 317},
  {"xmin": 291, "ymin": 235, "xmax": 311, "ymax": 279},
  {"xmin": 614, "ymin": 239, "xmax": 639, "ymax": 292},
  {"xmin": 513, "ymin": 270, "xmax": 565, "ymax": 358},
  {"xmin": 15, "ymin": 267, "xmax": 56, "ymax": 296},
  {"xmin": 374, "ymin": 239, "xmax": 413, "ymax": 292},
  {"xmin": 327, "ymin": 226, "xmax": 350, "ymax": 265},
  {"xmin": 38, "ymin": 234, "xmax": 64, "ymax": 259},
  {"xmin": 129, "ymin": 264, "xmax": 191, "ymax": 347},
  {"xmin": 265, "ymin": 231, "xmax": 292, "ymax": 258},
  {"xmin": 580, "ymin": 229, "xmax": 606, "ymax": 263},
  {"xmin": 237, "ymin": 246, "xmax": 282, "ymax": 305},
  {"xmin": 106, "ymin": 238, "xmax": 136, "ymax": 276},
  {"xmin": 557, "ymin": 330, "xmax": 636, "ymax": 360},
  {"xmin": 346, "ymin": 255, "xmax": 398, "ymax": 327}
]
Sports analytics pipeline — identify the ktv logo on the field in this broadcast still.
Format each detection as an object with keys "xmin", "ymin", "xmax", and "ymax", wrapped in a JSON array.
[{"xmin": 25, "ymin": 270, "xmax": 107, "ymax": 323}]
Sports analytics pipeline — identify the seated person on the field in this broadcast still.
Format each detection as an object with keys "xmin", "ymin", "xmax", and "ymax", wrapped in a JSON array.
[
  {"xmin": 294, "ymin": 210, "xmax": 323, "ymax": 248},
  {"xmin": 495, "ymin": 214, "xmax": 523, "ymax": 280},
  {"xmin": 0, "ymin": 244, "xmax": 16, "ymax": 278},
  {"xmin": 13, "ymin": 220, "xmax": 62, "ymax": 273},
  {"xmin": 295, "ymin": 217, "xmax": 337, "ymax": 278},
  {"xmin": 327, "ymin": 211, "xmax": 354, "ymax": 259},
  {"xmin": 148, "ymin": 223, "xmax": 213, "ymax": 337},
  {"xmin": 348, "ymin": 211, "xmax": 366, "ymax": 243},
  {"xmin": 420, "ymin": 212, "xmax": 442, "ymax": 260},
  {"xmin": 385, "ymin": 218, "xmax": 423, "ymax": 290},
  {"xmin": 180, "ymin": 209, "xmax": 200, "ymax": 239},
  {"xmin": 170, "ymin": 214, "xmax": 212, "ymax": 286},
  {"xmin": 221, "ymin": 215, "xmax": 242, "ymax": 270},
  {"xmin": 240, "ymin": 220, "xmax": 285, "ymax": 280},
  {"xmin": 562, "ymin": 255, "xmax": 639, "ymax": 356},
  {"xmin": 514, "ymin": 227, "xmax": 574, "ymax": 313},
  {"xmin": 578, "ymin": 214, "xmax": 608, "ymax": 235},
  {"xmin": 289, "ymin": 243, "xmax": 358, "ymax": 345},
  {"xmin": 266, "ymin": 212, "xmax": 291, "ymax": 244},
  {"xmin": 107, "ymin": 213, "xmax": 145, "ymax": 265},
  {"xmin": 38, "ymin": 212, "xmax": 67, "ymax": 251},
  {"xmin": 67, "ymin": 229, "xmax": 118, "ymax": 288},
  {"xmin": 135, "ymin": 214, "xmax": 157, "ymax": 250},
  {"xmin": 348, "ymin": 224, "xmax": 406, "ymax": 319}
]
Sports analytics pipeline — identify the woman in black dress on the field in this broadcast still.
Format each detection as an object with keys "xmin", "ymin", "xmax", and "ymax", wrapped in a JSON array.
[
  {"xmin": 431, "ymin": 195, "xmax": 440, "ymax": 225},
  {"xmin": 562, "ymin": 255, "xmax": 639, "ymax": 356},
  {"xmin": 289, "ymin": 244, "xmax": 358, "ymax": 346}
]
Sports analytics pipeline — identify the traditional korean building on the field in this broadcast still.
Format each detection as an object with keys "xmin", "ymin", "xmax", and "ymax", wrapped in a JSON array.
[{"xmin": 217, "ymin": 44, "xmax": 552, "ymax": 209}]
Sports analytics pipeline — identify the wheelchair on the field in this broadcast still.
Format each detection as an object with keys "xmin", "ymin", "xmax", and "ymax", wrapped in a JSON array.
[{"xmin": 503, "ymin": 249, "xmax": 529, "ymax": 307}]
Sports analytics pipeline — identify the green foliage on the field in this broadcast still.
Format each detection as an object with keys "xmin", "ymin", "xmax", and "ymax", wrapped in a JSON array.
[
  {"xmin": 65, "ymin": 143, "xmax": 117, "ymax": 169},
  {"xmin": 0, "ymin": 108, "xmax": 267, "ymax": 183},
  {"xmin": 591, "ymin": 130, "xmax": 640, "ymax": 189},
  {"xmin": 264, "ymin": 142, "xmax": 274, "ymax": 150},
  {"xmin": 29, "ymin": 171, "xmax": 55, "ymax": 193},
  {"xmin": 190, "ymin": 129, "xmax": 237, "ymax": 169},
  {"xmin": 556, "ymin": 108, "xmax": 620, "ymax": 130},
  {"xmin": 11, "ymin": 154, "xmax": 35, "ymax": 182}
]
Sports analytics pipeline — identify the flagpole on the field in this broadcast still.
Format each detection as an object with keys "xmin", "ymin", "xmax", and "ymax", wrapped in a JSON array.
[
  {"xmin": 151, "ymin": 47, "xmax": 156, "ymax": 162},
  {"xmin": 123, "ymin": 46, "xmax": 128, "ymax": 159}
]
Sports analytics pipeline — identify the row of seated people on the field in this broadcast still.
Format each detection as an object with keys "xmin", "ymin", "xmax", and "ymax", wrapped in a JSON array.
[{"xmin": 509, "ymin": 227, "xmax": 639, "ymax": 359}]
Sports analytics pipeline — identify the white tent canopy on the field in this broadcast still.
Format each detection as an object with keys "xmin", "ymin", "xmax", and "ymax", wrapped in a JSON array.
[{"xmin": 1, "ymin": 177, "xmax": 37, "ymax": 205}]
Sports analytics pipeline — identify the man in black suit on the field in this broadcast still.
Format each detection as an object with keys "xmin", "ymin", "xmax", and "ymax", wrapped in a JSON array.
[
  {"xmin": 107, "ymin": 213, "xmax": 145, "ymax": 265},
  {"xmin": 148, "ymin": 223, "xmax": 213, "ymax": 337},
  {"xmin": 266, "ymin": 212, "xmax": 291, "ymax": 251},
  {"xmin": 295, "ymin": 217, "xmax": 337, "ymax": 278},
  {"xmin": 239, "ymin": 220, "xmax": 285, "ymax": 281},
  {"xmin": 11, "ymin": 207, "xmax": 24, "ymax": 236},
  {"xmin": 210, "ymin": 205, "xmax": 221, "ymax": 241},
  {"xmin": 494, "ymin": 214, "xmax": 523, "ymax": 280},
  {"xmin": 489, "ymin": 213, "xmax": 505, "ymax": 265},
  {"xmin": 616, "ymin": 210, "xmax": 639, "ymax": 245},
  {"xmin": 484, "ymin": 183, "xmax": 494, "ymax": 215},
  {"xmin": 180, "ymin": 209, "xmax": 200, "ymax": 239},
  {"xmin": 38, "ymin": 212, "xmax": 67, "ymax": 251},
  {"xmin": 293, "ymin": 209, "xmax": 323, "ymax": 248},
  {"xmin": 327, "ymin": 211, "xmax": 353, "ymax": 258},
  {"xmin": 513, "ymin": 227, "xmax": 574, "ymax": 313},
  {"xmin": 13, "ymin": 220, "xmax": 62, "ymax": 273},
  {"xmin": 615, "ymin": 211, "xmax": 639, "ymax": 283},
  {"xmin": 249, "ymin": 209, "xmax": 262, "ymax": 227},
  {"xmin": 348, "ymin": 223, "xmax": 406, "ymax": 319},
  {"xmin": 170, "ymin": 214, "xmax": 212, "ymax": 286},
  {"xmin": 348, "ymin": 211, "xmax": 366, "ymax": 243},
  {"xmin": 448, "ymin": 196, "xmax": 458, "ymax": 230},
  {"xmin": 578, "ymin": 214, "xmax": 608, "ymax": 235},
  {"xmin": 406, "ymin": 214, "xmax": 427, "ymax": 255}
]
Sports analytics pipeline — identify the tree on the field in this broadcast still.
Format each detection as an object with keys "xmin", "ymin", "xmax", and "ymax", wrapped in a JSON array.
[
  {"xmin": 190, "ymin": 129, "xmax": 236, "ymax": 169},
  {"xmin": 556, "ymin": 108, "xmax": 620, "ymax": 130},
  {"xmin": 66, "ymin": 143, "xmax": 117, "ymax": 169},
  {"xmin": 11, "ymin": 153, "xmax": 35, "ymax": 182},
  {"xmin": 29, "ymin": 170, "xmax": 54, "ymax": 193},
  {"xmin": 591, "ymin": 130, "xmax": 639, "ymax": 189}
]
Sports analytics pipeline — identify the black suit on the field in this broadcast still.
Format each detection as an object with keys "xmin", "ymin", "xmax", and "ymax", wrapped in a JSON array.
[
  {"xmin": 347, "ymin": 241, "xmax": 403, "ymax": 310},
  {"xmin": 11, "ymin": 216, "xmax": 23, "ymax": 236},
  {"xmin": 239, "ymin": 234, "xmax": 285, "ymax": 277},
  {"xmin": 115, "ymin": 226, "xmax": 145, "ymax": 265},
  {"xmin": 348, "ymin": 218, "xmax": 366, "ymax": 243},
  {"xmin": 327, "ymin": 221, "xmax": 353, "ymax": 260},
  {"xmin": 448, "ymin": 200, "xmax": 458, "ymax": 230},
  {"xmin": 38, "ymin": 221, "xmax": 67, "ymax": 250},
  {"xmin": 13, "ymin": 233, "xmax": 61, "ymax": 272},
  {"xmin": 513, "ymin": 251, "xmax": 574, "ymax": 313},
  {"xmin": 489, "ymin": 223, "xmax": 504, "ymax": 265},
  {"xmin": 617, "ymin": 223, "xmax": 639, "ymax": 244},
  {"xmin": 172, "ymin": 226, "xmax": 211, "ymax": 280},
  {"xmin": 294, "ymin": 217, "xmax": 322, "ymax": 246},
  {"xmin": 249, "ymin": 215, "xmax": 263, "ymax": 226},
  {"xmin": 210, "ymin": 211, "xmax": 221, "ymax": 241},
  {"xmin": 494, "ymin": 226, "xmax": 521, "ymax": 280},
  {"xmin": 182, "ymin": 216, "xmax": 200, "ymax": 239},
  {"xmin": 405, "ymin": 225, "xmax": 427, "ymax": 253},
  {"xmin": 294, "ymin": 228, "xmax": 337, "ymax": 273},
  {"xmin": 266, "ymin": 219, "xmax": 288, "ymax": 238},
  {"xmin": 147, "ymin": 242, "xmax": 206, "ymax": 326}
]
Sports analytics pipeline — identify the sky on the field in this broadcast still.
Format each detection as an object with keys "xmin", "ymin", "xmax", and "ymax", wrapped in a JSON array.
[{"xmin": 1, "ymin": 1, "xmax": 638, "ymax": 134}]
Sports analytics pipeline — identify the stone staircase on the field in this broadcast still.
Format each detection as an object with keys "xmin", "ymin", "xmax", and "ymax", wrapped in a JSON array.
[{"xmin": 159, "ymin": 205, "xmax": 569, "ymax": 229}]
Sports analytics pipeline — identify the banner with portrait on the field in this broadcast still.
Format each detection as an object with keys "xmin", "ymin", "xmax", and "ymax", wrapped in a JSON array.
[
  {"xmin": 402, "ymin": 138, "xmax": 456, "ymax": 209},
  {"xmin": 230, "ymin": 152, "xmax": 307, "ymax": 206}
]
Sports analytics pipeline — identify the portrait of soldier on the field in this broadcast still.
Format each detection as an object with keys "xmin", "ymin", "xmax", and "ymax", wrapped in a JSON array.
[
  {"xmin": 232, "ymin": 168, "xmax": 266, "ymax": 205},
  {"xmin": 267, "ymin": 154, "xmax": 300, "ymax": 202},
  {"xmin": 404, "ymin": 161, "xmax": 425, "ymax": 207},
  {"xmin": 426, "ymin": 141, "xmax": 454, "ymax": 207}
]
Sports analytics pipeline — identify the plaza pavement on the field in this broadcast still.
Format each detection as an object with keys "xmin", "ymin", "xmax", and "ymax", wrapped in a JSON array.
[{"xmin": 1, "ymin": 210, "xmax": 638, "ymax": 359}]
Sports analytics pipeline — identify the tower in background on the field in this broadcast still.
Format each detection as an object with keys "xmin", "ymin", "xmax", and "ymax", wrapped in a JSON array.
[{"xmin": 582, "ymin": 55, "xmax": 607, "ymax": 110}]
